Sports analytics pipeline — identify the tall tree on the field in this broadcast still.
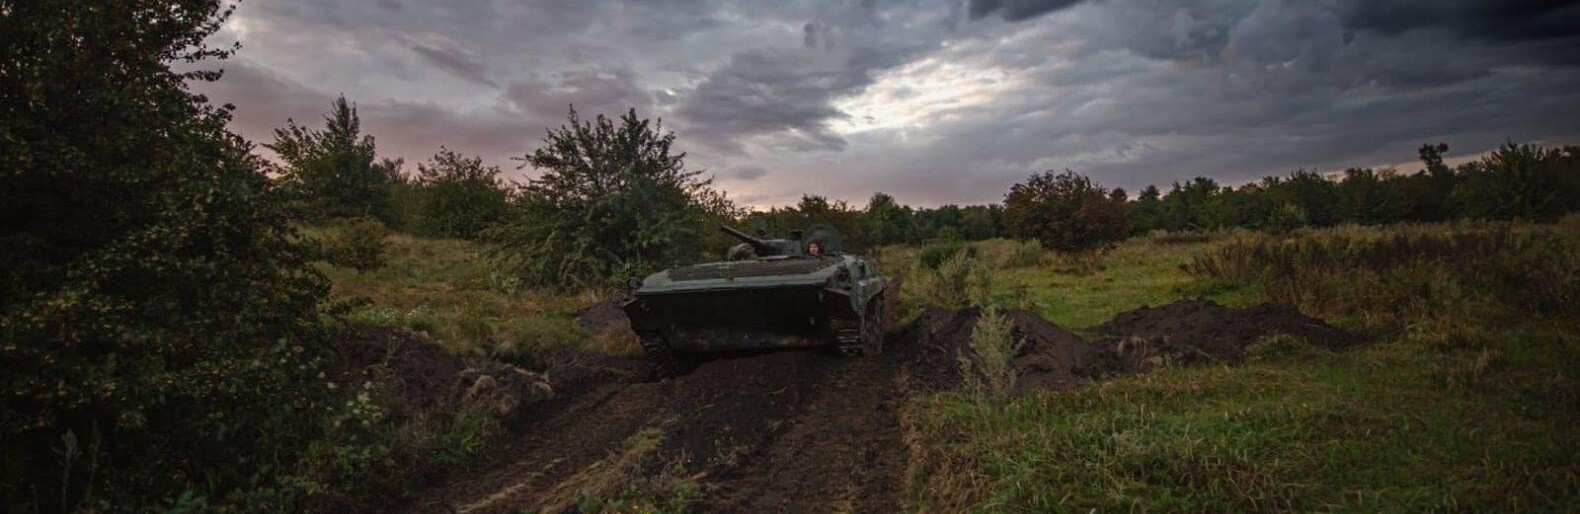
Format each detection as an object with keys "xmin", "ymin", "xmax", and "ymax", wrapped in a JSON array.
[
  {"xmin": 1, "ymin": 0, "xmax": 330, "ymax": 508},
  {"xmin": 865, "ymin": 192, "xmax": 915, "ymax": 246},
  {"xmin": 267, "ymin": 96, "xmax": 395, "ymax": 223},
  {"xmin": 494, "ymin": 107, "xmax": 736, "ymax": 288}
]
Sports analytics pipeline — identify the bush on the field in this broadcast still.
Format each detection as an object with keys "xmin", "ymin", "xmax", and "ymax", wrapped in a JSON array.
[
  {"xmin": 323, "ymin": 218, "xmax": 390, "ymax": 272},
  {"xmin": 414, "ymin": 148, "xmax": 510, "ymax": 240},
  {"xmin": 1263, "ymin": 203, "xmax": 1308, "ymax": 234},
  {"xmin": 919, "ymin": 241, "xmax": 976, "ymax": 269}
]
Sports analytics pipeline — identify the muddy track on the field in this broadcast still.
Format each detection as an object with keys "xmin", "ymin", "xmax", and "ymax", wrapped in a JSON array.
[
  {"xmin": 397, "ymin": 300, "xmax": 1353, "ymax": 513},
  {"xmin": 402, "ymin": 331, "xmax": 934, "ymax": 514}
]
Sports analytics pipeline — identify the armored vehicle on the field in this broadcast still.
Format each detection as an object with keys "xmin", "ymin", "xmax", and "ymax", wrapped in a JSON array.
[{"xmin": 623, "ymin": 224, "xmax": 888, "ymax": 376}]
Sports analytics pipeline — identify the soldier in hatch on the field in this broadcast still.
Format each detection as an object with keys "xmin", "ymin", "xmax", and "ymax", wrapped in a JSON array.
[{"xmin": 807, "ymin": 241, "xmax": 823, "ymax": 256}]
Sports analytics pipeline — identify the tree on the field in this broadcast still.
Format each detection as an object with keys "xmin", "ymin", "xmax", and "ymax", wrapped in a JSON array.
[
  {"xmin": 1003, "ymin": 170, "xmax": 1129, "ymax": 252},
  {"xmin": 1, "ymin": 0, "xmax": 330, "ymax": 508},
  {"xmin": 1336, "ymin": 168, "xmax": 1403, "ymax": 224},
  {"xmin": 1452, "ymin": 142, "xmax": 1570, "ymax": 220},
  {"xmin": 267, "ymin": 96, "xmax": 396, "ymax": 223},
  {"xmin": 494, "ymin": 107, "xmax": 736, "ymax": 289},
  {"xmin": 1128, "ymin": 185, "xmax": 1165, "ymax": 234},
  {"xmin": 415, "ymin": 147, "xmax": 510, "ymax": 239},
  {"xmin": 865, "ymin": 192, "xmax": 915, "ymax": 246}
]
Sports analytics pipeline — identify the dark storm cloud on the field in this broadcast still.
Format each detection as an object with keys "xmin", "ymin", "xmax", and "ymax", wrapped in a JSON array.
[
  {"xmin": 198, "ymin": 60, "xmax": 535, "ymax": 171},
  {"xmin": 967, "ymin": 0, "xmax": 1090, "ymax": 21},
  {"xmin": 1334, "ymin": 0, "xmax": 1580, "ymax": 64},
  {"xmin": 677, "ymin": 48, "xmax": 863, "ymax": 152},
  {"xmin": 207, "ymin": 0, "xmax": 1580, "ymax": 207},
  {"xmin": 403, "ymin": 38, "xmax": 497, "ymax": 87},
  {"xmin": 674, "ymin": 0, "xmax": 932, "ymax": 153},
  {"xmin": 1337, "ymin": 0, "xmax": 1580, "ymax": 41}
]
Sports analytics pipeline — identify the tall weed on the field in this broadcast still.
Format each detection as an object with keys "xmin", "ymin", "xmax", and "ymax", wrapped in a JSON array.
[
  {"xmin": 1186, "ymin": 222, "xmax": 1580, "ymax": 331},
  {"xmin": 957, "ymin": 307, "xmax": 1023, "ymax": 401},
  {"xmin": 908, "ymin": 249, "xmax": 994, "ymax": 309}
]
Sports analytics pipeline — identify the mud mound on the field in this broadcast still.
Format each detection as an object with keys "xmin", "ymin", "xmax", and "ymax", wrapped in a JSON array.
[
  {"xmin": 575, "ymin": 295, "xmax": 634, "ymax": 339},
  {"xmin": 331, "ymin": 326, "xmax": 464, "ymax": 414},
  {"xmin": 898, "ymin": 308, "xmax": 1108, "ymax": 393},
  {"xmin": 1093, "ymin": 299, "xmax": 1357, "ymax": 369},
  {"xmin": 1002, "ymin": 310, "xmax": 1111, "ymax": 391}
]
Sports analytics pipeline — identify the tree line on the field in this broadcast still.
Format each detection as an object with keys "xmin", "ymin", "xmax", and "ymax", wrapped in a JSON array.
[{"xmin": 276, "ymin": 91, "xmax": 1580, "ymax": 261}]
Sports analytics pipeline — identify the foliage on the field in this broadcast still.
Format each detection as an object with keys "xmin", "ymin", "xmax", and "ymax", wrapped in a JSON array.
[
  {"xmin": 266, "ymin": 96, "xmax": 399, "ymax": 225},
  {"xmin": 1128, "ymin": 142, "xmax": 1580, "ymax": 234},
  {"xmin": 1452, "ymin": 142, "xmax": 1579, "ymax": 221},
  {"xmin": 313, "ymin": 228, "xmax": 600, "ymax": 357},
  {"xmin": 1263, "ymin": 202, "xmax": 1308, "ymax": 234},
  {"xmin": 0, "ymin": 0, "xmax": 333, "ymax": 509},
  {"xmin": 412, "ymin": 147, "xmax": 511, "ymax": 239},
  {"xmin": 907, "ymin": 249, "xmax": 994, "ymax": 310},
  {"xmin": 492, "ymin": 107, "xmax": 738, "ymax": 290},
  {"xmin": 957, "ymin": 307, "xmax": 1023, "ymax": 402},
  {"xmin": 321, "ymin": 217, "xmax": 390, "ymax": 272},
  {"xmin": 1003, "ymin": 170, "xmax": 1130, "ymax": 252},
  {"xmin": 918, "ymin": 241, "xmax": 976, "ymax": 269}
]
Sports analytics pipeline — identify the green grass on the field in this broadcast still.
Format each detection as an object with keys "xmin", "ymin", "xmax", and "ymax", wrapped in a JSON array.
[
  {"xmin": 306, "ymin": 227, "xmax": 633, "ymax": 356},
  {"xmin": 905, "ymin": 226, "xmax": 1580, "ymax": 512},
  {"xmin": 997, "ymin": 239, "xmax": 1259, "ymax": 331}
]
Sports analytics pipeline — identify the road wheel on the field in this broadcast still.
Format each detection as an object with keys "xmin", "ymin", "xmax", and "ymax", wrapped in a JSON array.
[
  {"xmin": 861, "ymin": 296, "xmax": 884, "ymax": 356},
  {"xmin": 639, "ymin": 333, "xmax": 683, "ymax": 379}
]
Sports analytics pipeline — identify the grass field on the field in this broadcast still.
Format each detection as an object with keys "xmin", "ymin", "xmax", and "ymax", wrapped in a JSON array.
[
  {"xmin": 318, "ymin": 221, "xmax": 1578, "ymax": 512},
  {"xmin": 901, "ymin": 222, "xmax": 1580, "ymax": 512},
  {"xmin": 308, "ymin": 227, "xmax": 634, "ymax": 357}
]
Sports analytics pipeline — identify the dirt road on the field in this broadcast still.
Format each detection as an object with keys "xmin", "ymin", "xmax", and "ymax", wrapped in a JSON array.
[{"xmin": 397, "ymin": 300, "xmax": 1353, "ymax": 513}]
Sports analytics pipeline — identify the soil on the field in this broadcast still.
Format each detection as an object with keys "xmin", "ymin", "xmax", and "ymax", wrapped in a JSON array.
[
  {"xmin": 1092, "ymin": 299, "xmax": 1358, "ymax": 369},
  {"xmin": 384, "ymin": 298, "xmax": 1356, "ymax": 513},
  {"xmin": 574, "ymin": 295, "xmax": 635, "ymax": 339},
  {"xmin": 330, "ymin": 326, "xmax": 466, "ymax": 415}
]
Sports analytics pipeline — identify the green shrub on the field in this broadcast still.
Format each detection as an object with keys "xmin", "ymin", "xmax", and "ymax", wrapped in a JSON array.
[
  {"xmin": 908, "ymin": 248, "xmax": 995, "ymax": 310},
  {"xmin": 414, "ymin": 148, "xmax": 510, "ymax": 240},
  {"xmin": 919, "ymin": 241, "xmax": 976, "ymax": 269},
  {"xmin": 323, "ymin": 217, "xmax": 391, "ymax": 272},
  {"xmin": 1263, "ymin": 202, "xmax": 1308, "ymax": 234}
]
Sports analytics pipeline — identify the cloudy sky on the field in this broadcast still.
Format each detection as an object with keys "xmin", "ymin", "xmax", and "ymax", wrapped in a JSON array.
[{"xmin": 197, "ymin": 0, "xmax": 1580, "ymax": 208}]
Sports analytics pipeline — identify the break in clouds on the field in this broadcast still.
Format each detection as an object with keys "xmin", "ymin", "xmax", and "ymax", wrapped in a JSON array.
[{"xmin": 199, "ymin": 0, "xmax": 1580, "ymax": 207}]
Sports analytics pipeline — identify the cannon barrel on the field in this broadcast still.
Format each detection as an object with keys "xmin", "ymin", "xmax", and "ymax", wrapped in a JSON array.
[{"xmin": 719, "ymin": 224, "xmax": 774, "ymax": 254}]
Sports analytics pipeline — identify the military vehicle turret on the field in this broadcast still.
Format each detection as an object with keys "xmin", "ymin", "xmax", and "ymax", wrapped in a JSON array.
[{"xmin": 623, "ymin": 224, "xmax": 888, "ymax": 376}]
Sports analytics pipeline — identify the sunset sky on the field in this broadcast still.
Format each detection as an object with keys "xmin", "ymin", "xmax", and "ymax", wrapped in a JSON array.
[{"xmin": 196, "ymin": 0, "xmax": 1580, "ymax": 208}]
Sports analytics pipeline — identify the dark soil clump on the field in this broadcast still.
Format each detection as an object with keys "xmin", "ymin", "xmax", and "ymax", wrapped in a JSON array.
[
  {"xmin": 1093, "ymin": 299, "xmax": 1358, "ymax": 369},
  {"xmin": 330, "ymin": 326, "xmax": 465, "ymax": 415},
  {"xmin": 575, "ymin": 294, "xmax": 635, "ymax": 339},
  {"xmin": 1002, "ymin": 310, "xmax": 1112, "ymax": 391},
  {"xmin": 901, "ymin": 308, "xmax": 1110, "ymax": 393}
]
